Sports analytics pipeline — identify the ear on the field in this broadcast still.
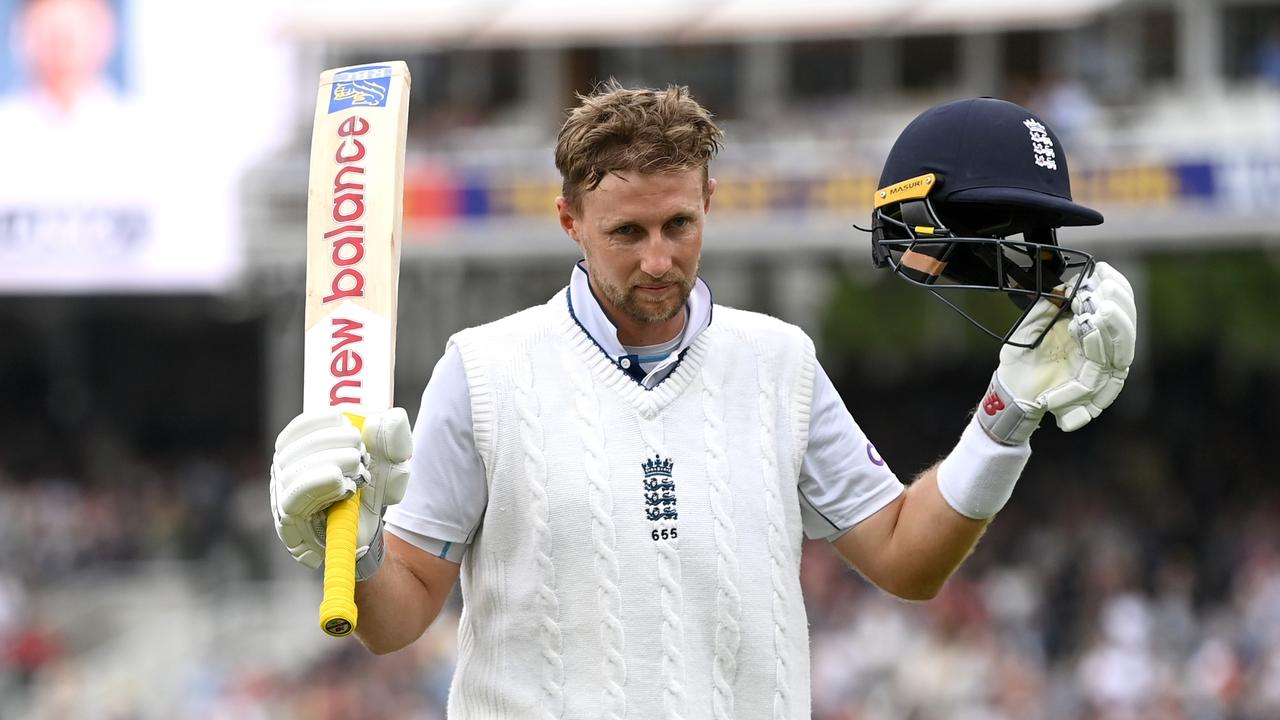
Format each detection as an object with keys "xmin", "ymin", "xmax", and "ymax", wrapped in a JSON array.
[
  {"xmin": 704, "ymin": 178, "xmax": 717, "ymax": 214},
  {"xmin": 555, "ymin": 197, "xmax": 580, "ymax": 245}
]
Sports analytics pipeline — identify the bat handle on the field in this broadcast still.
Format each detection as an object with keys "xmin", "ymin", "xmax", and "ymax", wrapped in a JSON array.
[
  {"xmin": 319, "ymin": 489, "xmax": 361, "ymax": 636},
  {"xmin": 319, "ymin": 411, "xmax": 367, "ymax": 637}
]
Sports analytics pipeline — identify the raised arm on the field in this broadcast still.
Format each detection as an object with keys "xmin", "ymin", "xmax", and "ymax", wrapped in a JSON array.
[
  {"xmin": 833, "ymin": 464, "xmax": 985, "ymax": 600},
  {"xmin": 270, "ymin": 407, "xmax": 460, "ymax": 652},
  {"xmin": 834, "ymin": 263, "xmax": 1136, "ymax": 599}
]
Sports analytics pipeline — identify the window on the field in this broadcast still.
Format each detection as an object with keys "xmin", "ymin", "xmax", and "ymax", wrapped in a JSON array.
[
  {"xmin": 333, "ymin": 49, "xmax": 522, "ymax": 131},
  {"xmin": 899, "ymin": 35, "xmax": 959, "ymax": 91},
  {"xmin": 787, "ymin": 39, "xmax": 858, "ymax": 101},
  {"xmin": 1002, "ymin": 31, "xmax": 1047, "ymax": 87},
  {"xmin": 1224, "ymin": 3, "xmax": 1280, "ymax": 81},
  {"xmin": 597, "ymin": 44, "xmax": 741, "ymax": 118},
  {"xmin": 1139, "ymin": 9, "xmax": 1177, "ymax": 83}
]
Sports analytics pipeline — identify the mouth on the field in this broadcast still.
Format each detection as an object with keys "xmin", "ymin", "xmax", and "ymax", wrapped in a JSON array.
[{"xmin": 634, "ymin": 283, "xmax": 675, "ymax": 298}]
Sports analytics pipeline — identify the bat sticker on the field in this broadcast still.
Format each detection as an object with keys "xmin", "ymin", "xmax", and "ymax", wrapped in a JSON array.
[{"xmin": 329, "ymin": 65, "xmax": 393, "ymax": 112}]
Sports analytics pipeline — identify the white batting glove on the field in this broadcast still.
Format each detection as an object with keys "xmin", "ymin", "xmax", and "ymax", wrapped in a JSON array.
[
  {"xmin": 977, "ymin": 261, "xmax": 1137, "ymax": 445},
  {"xmin": 269, "ymin": 408, "xmax": 412, "ymax": 580}
]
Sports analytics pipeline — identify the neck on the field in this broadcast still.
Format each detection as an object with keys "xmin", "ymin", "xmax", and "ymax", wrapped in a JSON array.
[
  {"xmin": 42, "ymin": 75, "xmax": 90, "ymax": 114},
  {"xmin": 584, "ymin": 272, "xmax": 689, "ymax": 346},
  {"xmin": 615, "ymin": 308, "xmax": 686, "ymax": 347}
]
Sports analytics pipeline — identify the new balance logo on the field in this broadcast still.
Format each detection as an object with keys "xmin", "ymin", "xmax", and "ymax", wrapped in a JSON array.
[{"xmin": 983, "ymin": 387, "xmax": 1005, "ymax": 415}]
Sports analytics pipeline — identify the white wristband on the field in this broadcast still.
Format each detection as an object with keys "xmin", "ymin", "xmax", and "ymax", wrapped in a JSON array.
[{"xmin": 937, "ymin": 416, "xmax": 1032, "ymax": 520}]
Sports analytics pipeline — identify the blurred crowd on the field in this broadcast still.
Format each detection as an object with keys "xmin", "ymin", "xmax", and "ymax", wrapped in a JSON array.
[
  {"xmin": 0, "ymin": 354, "xmax": 1275, "ymax": 719},
  {"xmin": 804, "ymin": 493, "xmax": 1280, "ymax": 720}
]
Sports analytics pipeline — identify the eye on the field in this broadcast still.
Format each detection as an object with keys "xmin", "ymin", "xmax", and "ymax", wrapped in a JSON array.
[
  {"xmin": 612, "ymin": 224, "xmax": 640, "ymax": 237},
  {"xmin": 667, "ymin": 216, "xmax": 691, "ymax": 230}
]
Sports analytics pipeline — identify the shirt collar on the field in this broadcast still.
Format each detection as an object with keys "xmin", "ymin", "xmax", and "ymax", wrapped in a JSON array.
[{"xmin": 569, "ymin": 260, "xmax": 713, "ymax": 361}]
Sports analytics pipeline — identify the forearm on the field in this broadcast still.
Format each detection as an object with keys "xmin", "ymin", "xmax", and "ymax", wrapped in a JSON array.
[
  {"xmin": 858, "ymin": 465, "xmax": 989, "ymax": 600},
  {"xmin": 353, "ymin": 533, "xmax": 458, "ymax": 654},
  {"xmin": 890, "ymin": 466, "xmax": 988, "ymax": 594},
  {"xmin": 835, "ymin": 417, "xmax": 1029, "ymax": 600}
]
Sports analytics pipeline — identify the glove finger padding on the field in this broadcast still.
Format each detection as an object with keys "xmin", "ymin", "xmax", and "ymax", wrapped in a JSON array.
[
  {"xmin": 270, "ymin": 466, "xmax": 326, "ymax": 569},
  {"xmin": 270, "ymin": 409, "xmax": 373, "ymax": 572},
  {"xmin": 1048, "ymin": 263, "xmax": 1137, "ymax": 433},
  {"xmin": 1068, "ymin": 261, "xmax": 1134, "ymax": 305},
  {"xmin": 1053, "ymin": 373, "xmax": 1127, "ymax": 432},
  {"xmin": 278, "ymin": 460, "xmax": 360, "ymax": 518},
  {"xmin": 361, "ymin": 407, "xmax": 413, "ymax": 464},
  {"xmin": 273, "ymin": 409, "xmax": 369, "ymax": 516},
  {"xmin": 1046, "ymin": 364, "xmax": 1128, "ymax": 430},
  {"xmin": 1089, "ymin": 261, "xmax": 1136, "ymax": 302},
  {"xmin": 1090, "ymin": 373, "xmax": 1127, "ymax": 410},
  {"xmin": 979, "ymin": 297, "xmax": 1076, "ymax": 445},
  {"xmin": 268, "ymin": 407, "xmax": 414, "ymax": 579},
  {"xmin": 986, "ymin": 261, "xmax": 1139, "ymax": 442},
  {"xmin": 276, "ymin": 409, "xmax": 352, "ymax": 452},
  {"xmin": 1068, "ymin": 262, "xmax": 1137, "ymax": 371},
  {"xmin": 1094, "ymin": 274, "xmax": 1138, "ymax": 329},
  {"xmin": 276, "ymin": 425, "xmax": 364, "ymax": 468},
  {"xmin": 278, "ymin": 515, "xmax": 325, "ymax": 569},
  {"xmin": 358, "ymin": 407, "xmax": 413, "ymax": 514},
  {"xmin": 352, "ymin": 408, "xmax": 414, "ymax": 580},
  {"xmin": 1072, "ymin": 293, "xmax": 1137, "ymax": 370}
]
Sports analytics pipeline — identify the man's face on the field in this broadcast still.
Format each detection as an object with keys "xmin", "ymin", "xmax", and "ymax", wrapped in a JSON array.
[
  {"xmin": 21, "ymin": 0, "xmax": 115, "ymax": 91},
  {"xmin": 557, "ymin": 168, "xmax": 715, "ymax": 345}
]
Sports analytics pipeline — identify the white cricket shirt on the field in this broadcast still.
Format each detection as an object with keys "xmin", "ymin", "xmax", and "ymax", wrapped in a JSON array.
[{"xmin": 384, "ymin": 263, "xmax": 904, "ymax": 560}]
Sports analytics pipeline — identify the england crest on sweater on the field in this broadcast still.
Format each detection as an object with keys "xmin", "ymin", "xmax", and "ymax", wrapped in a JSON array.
[{"xmin": 642, "ymin": 454, "xmax": 678, "ymax": 539}]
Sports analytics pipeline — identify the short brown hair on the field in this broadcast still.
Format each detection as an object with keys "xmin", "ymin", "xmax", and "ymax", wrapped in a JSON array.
[{"xmin": 555, "ymin": 79, "xmax": 724, "ymax": 212}]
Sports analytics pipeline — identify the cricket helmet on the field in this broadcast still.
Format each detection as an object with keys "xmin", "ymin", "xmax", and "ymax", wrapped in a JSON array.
[{"xmin": 868, "ymin": 97, "xmax": 1100, "ymax": 348}]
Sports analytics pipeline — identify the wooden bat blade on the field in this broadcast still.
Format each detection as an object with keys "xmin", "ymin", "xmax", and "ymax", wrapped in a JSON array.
[{"xmin": 304, "ymin": 61, "xmax": 410, "ymax": 638}]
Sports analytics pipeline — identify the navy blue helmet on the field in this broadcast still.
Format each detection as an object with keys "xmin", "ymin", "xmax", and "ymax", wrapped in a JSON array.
[{"xmin": 869, "ymin": 97, "xmax": 1100, "ymax": 348}]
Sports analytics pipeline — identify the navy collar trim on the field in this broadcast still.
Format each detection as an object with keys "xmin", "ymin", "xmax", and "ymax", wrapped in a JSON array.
[{"xmin": 564, "ymin": 288, "xmax": 692, "ymax": 392}]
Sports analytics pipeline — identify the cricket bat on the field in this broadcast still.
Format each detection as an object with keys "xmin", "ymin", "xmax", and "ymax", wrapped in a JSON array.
[{"xmin": 304, "ymin": 61, "xmax": 410, "ymax": 638}]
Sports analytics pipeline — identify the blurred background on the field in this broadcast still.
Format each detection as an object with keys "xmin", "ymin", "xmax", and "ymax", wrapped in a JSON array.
[{"xmin": 1, "ymin": 0, "xmax": 1278, "ymax": 717}]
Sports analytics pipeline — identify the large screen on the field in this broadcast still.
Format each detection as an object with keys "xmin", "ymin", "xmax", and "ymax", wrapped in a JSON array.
[{"xmin": 0, "ymin": 0, "xmax": 292, "ymax": 293}]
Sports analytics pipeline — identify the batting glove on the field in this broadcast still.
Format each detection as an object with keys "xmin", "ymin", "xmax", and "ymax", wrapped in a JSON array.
[
  {"xmin": 978, "ymin": 261, "xmax": 1137, "ymax": 445},
  {"xmin": 269, "ymin": 408, "xmax": 411, "ymax": 580}
]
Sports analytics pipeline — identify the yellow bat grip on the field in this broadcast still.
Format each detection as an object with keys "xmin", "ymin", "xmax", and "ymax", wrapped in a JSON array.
[
  {"xmin": 319, "ymin": 489, "xmax": 361, "ymax": 636},
  {"xmin": 319, "ymin": 412, "xmax": 366, "ymax": 637}
]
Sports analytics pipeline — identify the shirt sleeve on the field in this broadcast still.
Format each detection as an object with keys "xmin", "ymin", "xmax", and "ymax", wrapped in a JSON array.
[
  {"xmin": 798, "ymin": 360, "xmax": 905, "ymax": 540},
  {"xmin": 383, "ymin": 344, "xmax": 488, "ymax": 562}
]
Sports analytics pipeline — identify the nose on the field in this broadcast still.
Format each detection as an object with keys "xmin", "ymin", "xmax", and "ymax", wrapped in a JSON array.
[{"xmin": 638, "ymin": 234, "xmax": 673, "ymax": 279}]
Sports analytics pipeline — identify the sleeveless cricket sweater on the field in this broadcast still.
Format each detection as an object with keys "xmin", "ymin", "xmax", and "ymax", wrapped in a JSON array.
[{"xmin": 447, "ymin": 288, "xmax": 817, "ymax": 720}]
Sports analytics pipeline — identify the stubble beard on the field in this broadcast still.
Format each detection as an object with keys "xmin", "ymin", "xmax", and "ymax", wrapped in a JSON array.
[{"xmin": 597, "ymin": 269, "xmax": 696, "ymax": 326}]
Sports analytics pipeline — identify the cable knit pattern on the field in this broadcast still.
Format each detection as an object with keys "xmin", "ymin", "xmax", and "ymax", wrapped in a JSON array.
[
  {"xmin": 444, "ymin": 291, "xmax": 817, "ymax": 719},
  {"xmin": 515, "ymin": 359, "xmax": 565, "ymax": 718},
  {"xmin": 640, "ymin": 417, "xmax": 687, "ymax": 720},
  {"xmin": 454, "ymin": 553, "xmax": 509, "ymax": 718},
  {"xmin": 555, "ymin": 293, "xmax": 707, "ymax": 421},
  {"xmin": 568, "ymin": 351, "xmax": 627, "ymax": 719},
  {"xmin": 752, "ymin": 340, "xmax": 793, "ymax": 720},
  {"xmin": 701, "ymin": 353, "xmax": 742, "ymax": 720},
  {"xmin": 453, "ymin": 614, "xmax": 482, "ymax": 717}
]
